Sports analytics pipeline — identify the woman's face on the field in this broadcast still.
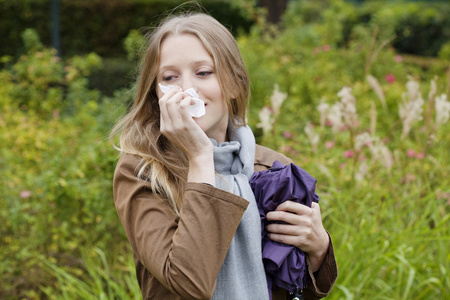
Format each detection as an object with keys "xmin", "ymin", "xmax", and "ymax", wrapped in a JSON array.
[{"xmin": 157, "ymin": 34, "xmax": 229, "ymax": 143}]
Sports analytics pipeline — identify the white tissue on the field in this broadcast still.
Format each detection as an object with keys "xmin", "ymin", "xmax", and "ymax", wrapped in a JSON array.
[{"xmin": 158, "ymin": 83, "xmax": 206, "ymax": 118}]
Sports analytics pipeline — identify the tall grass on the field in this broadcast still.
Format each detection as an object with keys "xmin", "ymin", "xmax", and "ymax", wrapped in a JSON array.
[{"xmin": 38, "ymin": 248, "xmax": 140, "ymax": 300}]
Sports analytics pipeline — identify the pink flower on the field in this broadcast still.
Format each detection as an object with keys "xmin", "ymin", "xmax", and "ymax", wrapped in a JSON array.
[
  {"xmin": 20, "ymin": 190, "xmax": 32, "ymax": 198},
  {"xmin": 343, "ymin": 150, "xmax": 354, "ymax": 158},
  {"xmin": 406, "ymin": 149, "xmax": 416, "ymax": 158},
  {"xmin": 385, "ymin": 74, "xmax": 396, "ymax": 83},
  {"xmin": 325, "ymin": 141, "xmax": 334, "ymax": 149},
  {"xmin": 394, "ymin": 55, "xmax": 403, "ymax": 63},
  {"xmin": 323, "ymin": 44, "xmax": 331, "ymax": 52},
  {"xmin": 416, "ymin": 152, "xmax": 425, "ymax": 159},
  {"xmin": 326, "ymin": 120, "xmax": 333, "ymax": 127},
  {"xmin": 340, "ymin": 163, "xmax": 346, "ymax": 169},
  {"xmin": 402, "ymin": 173, "xmax": 416, "ymax": 183},
  {"xmin": 282, "ymin": 131, "xmax": 294, "ymax": 139}
]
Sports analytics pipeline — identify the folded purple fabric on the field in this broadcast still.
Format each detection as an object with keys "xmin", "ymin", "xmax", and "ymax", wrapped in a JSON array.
[{"xmin": 250, "ymin": 161, "xmax": 319, "ymax": 296}]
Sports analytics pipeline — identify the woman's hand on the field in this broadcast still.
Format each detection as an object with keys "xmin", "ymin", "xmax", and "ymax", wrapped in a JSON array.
[
  {"xmin": 265, "ymin": 201, "xmax": 329, "ymax": 272},
  {"xmin": 159, "ymin": 88, "xmax": 211, "ymax": 158},
  {"xmin": 159, "ymin": 88, "xmax": 215, "ymax": 185}
]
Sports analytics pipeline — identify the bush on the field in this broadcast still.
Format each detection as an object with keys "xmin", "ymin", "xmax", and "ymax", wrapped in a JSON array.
[{"xmin": 0, "ymin": 29, "xmax": 128, "ymax": 298}]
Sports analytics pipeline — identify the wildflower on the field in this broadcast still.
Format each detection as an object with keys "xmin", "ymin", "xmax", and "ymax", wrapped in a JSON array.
[
  {"xmin": 340, "ymin": 163, "xmax": 346, "ymax": 169},
  {"xmin": 406, "ymin": 78, "xmax": 421, "ymax": 103},
  {"xmin": 282, "ymin": 131, "xmax": 294, "ymax": 139},
  {"xmin": 370, "ymin": 101, "xmax": 377, "ymax": 135},
  {"xmin": 401, "ymin": 173, "xmax": 416, "ymax": 184},
  {"xmin": 355, "ymin": 132, "xmax": 372, "ymax": 152},
  {"xmin": 256, "ymin": 106, "xmax": 274, "ymax": 136},
  {"xmin": 355, "ymin": 161, "xmax": 368, "ymax": 182},
  {"xmin": 337, "ymin": 87, "xmax": 358, "ymax": 131},
  {"xmin": 394, "ymin": 55, "xmax": 403, "ymax": 63},
  {"xmin": 416, "ymin": 153, "xmax": 425, "ymax": 159},
  {"xmin": 380, "ymin": 145, "xmax": 394, "ymax": 169},
  {"xmin": 323, "ymin": 44, "xmax": 331, "ymax": 51},
  {"xmin": 406, "ymin": 149, "xmax": 416, "ymax": 158},
  {"xmin": 435, "ymin": 94, "xmax": 450, "ymax": 125},
  {"xmin": 20, "ymin": 190, "xmax": 32, "ymax": 199},
  {"xmin": 343, "ymin": 150, "xmax": 354, "ymax": 158},
  {"xmin": 325, "ymin": 141, "xmax": 334, "ymax": 149},
  {"xmin": 317, "ymin": 100, "xmax": 329, "ymax": 128},
  {"xmin": 270, "ymin": 84, "xmax": 287, "ymax": 118},
  {"xmin": 367, "ymin": 75, "xmax": 386, "ymax": 108},
  {"xmin": 399, "ymin": 78, "xmax": 424, "ymax": 139},
  {"xmin": 304, "ymin": 122, "xmax": 319, "ymax": 153},
  {"xmin": 327, "ymin": 104, "xmax": 343, "ymax": 133},
  {"xmin": 385, "ymin": 74, "xmax": 396, "ymax": 83},
  {"xmin": 367, "ymin": 138, "xmax": 394, "ymax": 169}
]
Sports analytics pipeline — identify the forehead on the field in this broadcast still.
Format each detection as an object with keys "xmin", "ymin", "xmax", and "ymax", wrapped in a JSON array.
[{"xmin": 159, "ymin": 34, "xmax": 214, "ymax": 68}]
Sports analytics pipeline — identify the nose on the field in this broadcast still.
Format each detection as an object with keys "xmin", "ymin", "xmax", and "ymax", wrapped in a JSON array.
[{"xmin": 180, "ymin": 73, "xmax": 194, "ymax": 92}]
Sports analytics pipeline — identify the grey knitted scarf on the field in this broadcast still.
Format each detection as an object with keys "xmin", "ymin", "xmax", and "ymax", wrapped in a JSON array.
[{"xmin": 210, "ymin": 122, "xmax": 269, "ymax": 300}]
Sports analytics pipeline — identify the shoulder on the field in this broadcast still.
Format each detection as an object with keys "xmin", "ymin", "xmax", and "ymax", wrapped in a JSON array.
[
  {"xmin": 113, "ymin": 153, "xmax": 148, "ymax": 191},
  {"xmin": 254, "ymin": 144, "xmax": 293, "ymax": 169},
  {"xmin": 115, "ymin": 153, "xmax": 142, "ymax": 172}
]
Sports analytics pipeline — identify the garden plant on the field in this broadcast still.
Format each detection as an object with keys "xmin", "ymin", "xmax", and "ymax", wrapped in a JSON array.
[{"xmin": 1, "ymin": 0, "xmax": 449, "ymax": 299}]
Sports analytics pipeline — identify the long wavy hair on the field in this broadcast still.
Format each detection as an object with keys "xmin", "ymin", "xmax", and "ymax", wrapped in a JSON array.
[{"xmin": 111, "ymin": 13, "xmax": 250, "ymax": 215}]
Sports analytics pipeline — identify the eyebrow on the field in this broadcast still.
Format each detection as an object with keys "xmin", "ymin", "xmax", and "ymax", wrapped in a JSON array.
[{"xmin": 159, "ymin": 60, "xmax": 214, "ymax": 71}]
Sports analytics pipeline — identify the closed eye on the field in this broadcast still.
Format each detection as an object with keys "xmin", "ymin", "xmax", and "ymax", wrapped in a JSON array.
[
  {"xmin": 197, "ymin": 71, "xmax": 213, "ymax": 77},
  {"xmin": 163, "ymin": 75, "xmax": 178, "ymax": 82}
]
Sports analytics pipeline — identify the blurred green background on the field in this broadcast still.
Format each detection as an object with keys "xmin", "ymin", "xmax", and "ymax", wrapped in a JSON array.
[{"xmin": 1, "ymin": 0, "xmax": 449, "ymax": 299}]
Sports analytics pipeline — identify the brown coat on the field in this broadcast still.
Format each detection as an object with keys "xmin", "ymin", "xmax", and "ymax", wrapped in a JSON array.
[{"xmin": 113, "ymin": 144, "xmax": 337, "ymax": 300}]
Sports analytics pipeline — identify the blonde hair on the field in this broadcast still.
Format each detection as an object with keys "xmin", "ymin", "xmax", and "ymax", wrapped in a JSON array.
[{"xmin": 111, "ymin": 13, "xmax": 250, "ymax": 215}]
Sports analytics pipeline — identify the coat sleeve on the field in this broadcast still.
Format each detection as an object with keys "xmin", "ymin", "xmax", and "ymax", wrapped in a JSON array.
[
  {"xmin": 113, "ymin": 154, "xmax": 249, "ymax": 299},
  {"xmin": 303, "ymin": 232, "xmax": 338, "ymax": 299}
]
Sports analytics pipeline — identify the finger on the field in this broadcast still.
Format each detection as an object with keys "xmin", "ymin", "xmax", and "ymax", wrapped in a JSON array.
[
  {"xmin": 177, "ymin": 95, "xmax": 194, "ymax": 118},
  {"xmin": 311, "ymin": 202, "xmax": 321, "ymax": 212},
  {"xmin": 266, "ymin": 223, "xmax": 301, "ymax": 236},
  {"xmin": 267, "ymin": 233, "xmax": 302, "ymax": 247},
  {"xmin": 275, "ymin": 200, "xmax": 313, "ymax": 215},
  {"xmin": 266, "ymin": 210, "xmax": 307, "ymax": 225},
  {"xmin": 161, "ymin": 92, "xmax": 184, "ymax": 126},
  {"xmin": 159, "ymin": 88, "xmax": 180, "ymax": 118}
]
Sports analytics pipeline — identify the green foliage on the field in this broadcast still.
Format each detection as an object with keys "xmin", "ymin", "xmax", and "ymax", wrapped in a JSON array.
[
  {"xmin": 123, "ymin": 29, "xmax": 147, "ymax": 62},
  {"xmin": 438, "ymin": 41, "xmax": 450, "ymax": 61},
  {"xmin": 4, "ymin": 28, "xmax": 103, "ymax": 117},
  {"xmin": 0, "ymin": 30, "xmax": 129, "ymax": 298},
  {"xmin": 1, "ymin": 2, "xmax": 450, "ymax": 299},
  {"xmin": 368, "ymin": 1, "xmax": 450, "ymax": 57}
]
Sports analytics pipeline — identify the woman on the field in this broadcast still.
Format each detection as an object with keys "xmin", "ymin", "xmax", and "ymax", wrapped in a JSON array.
[{"xmin": 112, "ymin": 12, "xmax": 337, "ymax": 300}]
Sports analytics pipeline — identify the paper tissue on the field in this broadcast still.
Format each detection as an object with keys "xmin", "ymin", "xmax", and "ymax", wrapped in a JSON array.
[{"xmin": 158, "ymin": 84, "xmax": 206, "ymax": 118}]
